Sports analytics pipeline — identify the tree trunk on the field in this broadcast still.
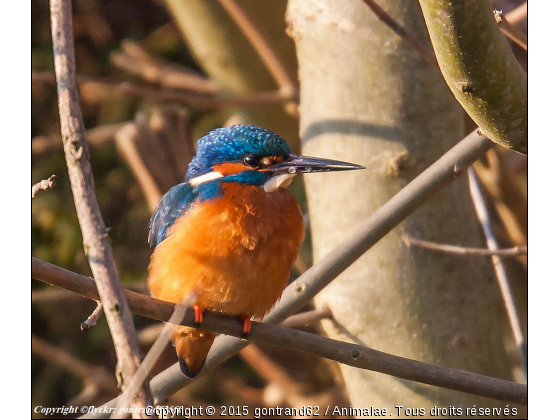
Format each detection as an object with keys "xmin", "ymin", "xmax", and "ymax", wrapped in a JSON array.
[
  {"xmin": 287, "ymin": 0, "xmax": 514, "ymax": 413},
  {"xmin": 164, "ymin": 0, "xmax": 300, "ymax": 150}
]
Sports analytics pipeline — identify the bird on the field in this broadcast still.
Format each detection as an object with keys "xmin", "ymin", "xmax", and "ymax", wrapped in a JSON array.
[{"xmin": 147, "ymin": 124, "xmax": 364, "ymax": 378}]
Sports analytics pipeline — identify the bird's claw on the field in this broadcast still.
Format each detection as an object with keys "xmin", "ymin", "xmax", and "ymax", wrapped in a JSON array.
[
  {"xmin": 193, "ymin": 304, "xmax": 204, "ymax": 328},
  {"xmin": 240, "ymin": 315, "xmax": 251, "ymax": 340}
]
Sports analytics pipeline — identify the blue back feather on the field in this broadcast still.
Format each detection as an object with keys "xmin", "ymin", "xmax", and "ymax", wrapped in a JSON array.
[{"xmin": 148, "ymin": 182, "xmax": 196, "ymax": 247}]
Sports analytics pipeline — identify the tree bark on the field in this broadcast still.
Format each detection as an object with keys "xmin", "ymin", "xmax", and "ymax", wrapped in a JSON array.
[{"xmin": 287, "ymin": 0, "xmax": 515, "ymax": 412}]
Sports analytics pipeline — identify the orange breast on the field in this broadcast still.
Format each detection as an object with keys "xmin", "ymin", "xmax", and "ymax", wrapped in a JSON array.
[{"xmin": 147, "ymin": 183, "xmax": 305, "ymax": 318}]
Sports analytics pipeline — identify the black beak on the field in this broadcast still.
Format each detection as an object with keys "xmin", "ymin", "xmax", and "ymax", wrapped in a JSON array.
[{"xmin": 270, "ymin": 153, "xmax": 365, "ymax": 175}]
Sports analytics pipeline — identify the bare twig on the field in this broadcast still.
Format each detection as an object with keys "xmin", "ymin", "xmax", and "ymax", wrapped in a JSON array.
[
  {"xmin": 81, "ymin": 302, "xmax": 104, "ymax": 330},
  {"xmin": 32, "ymin": 281, "xmax": 148, "ymax": 304},
  {"xmin": 505, "ymin": 2, "xmax": 527, "ymax": 26},
  {"xmin": 362, "ymin": 0, "xmax": 438, "ymax": 67},
  {"xmin": 138, "ymin": 308, "xmax": 333, "ymax": 346},
  {"xmin": 472, "ymin": 149, "xmax": 527, "ymax": 259},
  {"xmin": 218, "ymin": 0, "xmax": 297, "ymax": 96},
  {"xmin": 82, "ymin": 129, "xmax": 495, "ymax": 415},
  {"xmin": 137, "ymin": 307, "xmax": 333, "ymax": 347},
  {"xmin": 115, "ymin": 123, "xmax": 163, "ymax": 211},
  {"xmin": 293, "ymin": 254, "xmax": 309, "ymax": 274},
  {"xmin": 32, "ymin": 175, "xmax": 57, "ymax": 199},
  {"xmin": 281, "ymin": 307, "xmax": 332, "ymax": 329},
  {"xmin": 468, "ymin": 167, "xmax": 527, "ymax": 375},
  {"xmin": 113, "ymin": 294, "xmax": 195, "ymax": 419},
  {"xmin": 402, "ymin": 234, "xmax": 527, "ymax": 257},
  {"xmin": 48, "ymin": 0, "xmax": 154, "ymax": 415},
  {"xmin": 32, "ymin": 335, "xmax": 116, "ymax": 393},
  {"xmin": 111, "ymin": 40, "xmax": 218, "ymax": 95},
  {"xmin": 32, "ymin": 123, "xmax": 125, "ymax": 155},
  {"xmin": 32, "ymin": 258, "xmax": 527, "ymax": 405},
  {"xmin": 68, "ymin": 382, "xmax": 104, "ymax": 408},
  {"xmin": 240, "ymin": 345, "xmax": 304, "ymax": 402},
  {"xmin": 33, "ymin": 71, "xmax": 295, "ymax": 109}
]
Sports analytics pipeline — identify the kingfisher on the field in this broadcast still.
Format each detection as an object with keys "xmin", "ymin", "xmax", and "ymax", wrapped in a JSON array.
[{"xmin": 147, "ymin": 124, "xmax": 364, "ymax": 378}]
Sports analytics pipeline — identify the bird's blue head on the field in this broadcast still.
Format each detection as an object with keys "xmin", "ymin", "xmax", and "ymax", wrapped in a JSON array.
[{"xmin": 186, "ymin": 125, "xmax": 364, "ymax": 199}]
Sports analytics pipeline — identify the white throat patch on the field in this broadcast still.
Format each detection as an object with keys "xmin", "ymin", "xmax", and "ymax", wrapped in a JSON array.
[
  {"xmin": 189, "ymin": 171, "xmax": 224, "ymax": 187},
  {"xmin": 263, "ymin": 173, "xmax": 296, "ymax": 192}
]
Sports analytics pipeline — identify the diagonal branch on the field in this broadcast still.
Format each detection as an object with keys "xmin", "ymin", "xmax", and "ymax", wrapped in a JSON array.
[
  {"xmin": 218, "ymin": 0, "xmax": 297, "ymax": 96},
  {"xmin": 362, "ymin": 0, "xmax": 438, "ymax": 67},
  {"xmin": 32, "ymin": 335, "xmax": 116, "ymax": 393},
  {"xmin": 48, "ymin": 0, "xmax": 154, "ymax": 415},
  {"xmin": 402, "ymin": 234, "xmax": 527, "ymax": 257},
  {"xmin": 505, "ymin": 2, "xmax": 527, "ymax": 26},
  {"xmin": 113, "ymin": 294, "xmax": 195, "ymax": 419},
  {"xmin": 32, "ymin": 258, "xmax": 527, "ymax": 405},
  {"xmin": 468, "ymin": 168, "xmax": 527, "ymax": 375},
  {"xmin": 499, "ymin": 16, "xmax": 527, "ymax": 51}
]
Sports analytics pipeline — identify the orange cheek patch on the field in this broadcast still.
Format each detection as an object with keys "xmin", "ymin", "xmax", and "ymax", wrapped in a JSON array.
[
  {"xmin": 213, "ymin": 162, "xmax": 249, "ymax": 176},
  {"xmin": 260, "ymin": 155, "xmax": 285, "ymax": 167}
]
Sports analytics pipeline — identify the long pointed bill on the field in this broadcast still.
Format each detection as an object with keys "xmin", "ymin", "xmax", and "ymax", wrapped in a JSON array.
[{"xmin": 270, "ymin": 153, "xmax": 365, "ymax": 175}]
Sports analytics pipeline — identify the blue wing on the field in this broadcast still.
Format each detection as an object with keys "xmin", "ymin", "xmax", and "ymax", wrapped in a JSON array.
[{"xmin": 149, "ymin": 182, "xmax": 197, "ymax": 247}]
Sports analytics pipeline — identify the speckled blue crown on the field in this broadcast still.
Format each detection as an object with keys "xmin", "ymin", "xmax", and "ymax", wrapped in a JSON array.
[{"xmin": 186, "ymin": 125, "xmax": 291, "ymax": 179}]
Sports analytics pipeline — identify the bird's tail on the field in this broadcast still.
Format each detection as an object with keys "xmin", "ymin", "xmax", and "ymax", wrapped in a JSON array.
[{"xmin": 171, "ymin": 326, "xmax": 216, "ymax": 378}]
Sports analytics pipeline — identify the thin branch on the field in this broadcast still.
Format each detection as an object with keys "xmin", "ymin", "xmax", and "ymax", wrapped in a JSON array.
[
  {"xmin": 32, "ymin": 123, "xmax": 125, "ymax": 155},
  {"xmin": 137, "ymin": 308, "xmax": 333, "ymax": 346},
  {"xmin": 84, "ymin": 129, "xmax": 495, "ymax": 415},
  {"xmin": 240, "ymin": 345, "xmax": 304, "ymax": 403},
  {"xmin": 32, "ymin": 281, "xmax": 147, "ymax": 304},
  {"xmin": 33, "ymin": 71, "xmax": 295, "ymax": 109},
  {"xmin": 468, "ymin": 167, "xmax": 527, "ymax": 376},
  {"xmin": 111, "ymin": 40, "xmax": 218, "ymax": 95},
  {"xmin": 218, "ymin": 0, "xmax": 297, "ymax": 95},
  {"xmin": 32, "ymin": 335, "xmax": 116, "ymax": 393},
  {"xmin": 81, "ymin": 302, "xmax": 104, "ymax": 330},
  {"xmin": 32, "ymin": 258, "xmax": 527, "ymax": 405},
  {"xmin": 68, "ymin": 382, "xmax": 103, "ymax": 408},
  {"xmin": 402, "ymin": 234, "xmax": 527, "ymax": 257},
  {"xmin": 362, "ymin": 0, "xmax": 438, "ymax": 68},
  {"xmin": 32, "ymin": 175, "xmax": 57, "ymax": 199},
  {"xmin": 48, "ymin": 0, "xmax": 155, "ymax": 415},
  {"xmin": 293, "ymin": 254, "xmax": 309, "ymax": 274},
  {"xmin": 280, "ymin": 307, "xmax": 332, "ymax": 329},
  {"xmin": 113, "ymin": 294, "xmax": 195, "ymax": 419},
  {"xmin": 114, "ymin": 123, "xmax": 163, "ymax": 211}
]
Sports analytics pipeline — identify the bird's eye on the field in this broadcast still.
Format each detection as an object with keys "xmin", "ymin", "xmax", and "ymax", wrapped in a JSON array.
[{"xmin": 243, "ymin": 155, "xmax": 260, "ymax": 168}]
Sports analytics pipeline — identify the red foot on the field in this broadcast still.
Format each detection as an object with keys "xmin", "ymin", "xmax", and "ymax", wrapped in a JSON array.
[
  {"xmin": 241, "ymin": 315, "xmax": 251, "ymax": 339},
  {"xmin": 193, "ymin": 304, "xmax": 204, "ymax": 327}
]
